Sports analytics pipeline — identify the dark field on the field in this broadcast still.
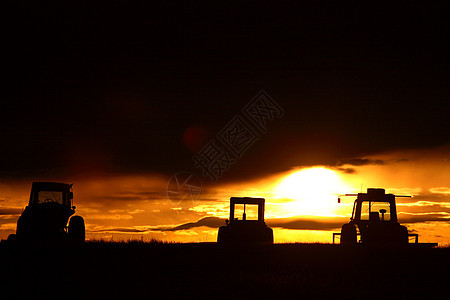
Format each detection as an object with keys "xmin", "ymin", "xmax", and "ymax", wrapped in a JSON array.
[{"xmin": 1, "ymin": 241, "xmax": 449, "ymax": 299}]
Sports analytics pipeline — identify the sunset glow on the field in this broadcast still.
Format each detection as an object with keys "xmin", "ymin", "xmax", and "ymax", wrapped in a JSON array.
[
  {"xmin": 274, "ymin": 167, "xmax": 353, "ymax": 216},
  {"xmin": 0, "ymin": 146, "xmax": 449, "ymax": 245},
  {"xmin": 3, "ymin": 4, "xmax": 448, "ymax": 298}
]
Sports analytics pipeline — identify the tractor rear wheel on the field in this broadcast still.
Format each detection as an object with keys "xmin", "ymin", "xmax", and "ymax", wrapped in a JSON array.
[
  {"xmin": 217, "ymin": 226, "xmax": 230, "ymax": 244},
  {"xmin": 341, "ymin": 223, "xmax": 357, "ymax": 246},
  {"xmin": 68, "ymin": 215, "xmax": 85, "ymax": 244}
]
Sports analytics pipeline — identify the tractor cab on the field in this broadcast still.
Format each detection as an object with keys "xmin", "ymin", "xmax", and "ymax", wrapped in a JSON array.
[
  {"xmin": 229, "ymin": 197, "xmax": 265, "ymax": 224},
  {"xmin": 350, "ymin": 188, "xmax": 398, "ymax": 223},
  {"xmin": 217, "ymin": 197, "xmax": 273, "ymax": 245},
  {"xmin": 337, "ymin": 188, "xmax": 410, "ymax": 246},
  {"xmin": 29, "ymin": 182, "xmax": 74, "ymax": 208}
]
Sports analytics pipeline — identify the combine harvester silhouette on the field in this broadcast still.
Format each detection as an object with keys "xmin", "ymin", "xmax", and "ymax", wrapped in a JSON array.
[
  {"xmin": 333, "ymin": 188, "xmax": 437, "ymax": 248},
  {"xmin": 218, "ymin": 197, "xmax": 273, "ymax": 245}
]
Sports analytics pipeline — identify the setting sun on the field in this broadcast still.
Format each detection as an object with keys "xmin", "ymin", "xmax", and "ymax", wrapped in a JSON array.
[{"xmin": 274, "ymin": 167, "xmax": 352, "ymax": 216}]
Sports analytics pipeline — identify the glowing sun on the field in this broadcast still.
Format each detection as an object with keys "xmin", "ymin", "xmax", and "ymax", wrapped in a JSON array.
[{"xmin": 274, "ymin": 167, "xmax": 351, "ymax": 216}]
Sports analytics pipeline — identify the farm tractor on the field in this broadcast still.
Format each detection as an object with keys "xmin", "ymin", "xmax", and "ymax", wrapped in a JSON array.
[
  {"xmin": 333, "ymin": 188, "xmax": 437, "ymax": 247},
  {"xmin": 217, "ymin": 197, "xmax": 273, "ymax": 245},
  {"xmin": 8, "ymin": 182, "xmax": 85, "ymax": 245}
]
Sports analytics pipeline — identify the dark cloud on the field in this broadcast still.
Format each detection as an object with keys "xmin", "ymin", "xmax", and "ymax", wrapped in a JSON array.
[
  {"xmin": 398, "ymin": 213, "xmax": 450, "ymax": 224},
  {"xmin": 152, "ymin": 217, "xmax": 225, "ymax": 232},
  {"xmin": 267, "ymin": 217, "xmax": 347, "ymax": 231},
  {"xmin": 91, "ymin": 192, "xmax": 165, "ymax": 202},
  {"xmin": 151, "ymin": 212, "xmax": 450, "ymax": 233},
  {"xmin": 91, "ymin": 227, "xmax": 147, "ymax": 233},
  {"xmin": 150, "ymin": 216, "xmax": 348, "ymax": 232},
  {"xmin": 398, "ymin": 203, "xmax": 450, "ymax": 214},
  {"xmin": 336, "ymin": 167, "xmax": 357, "ymax": 174},
  {"xmin": 409, "ymin": 193, "xmax": 450, "ymax": 203},
  {"xmin": 335, "ymin": 158, "xmax": 385, "ymax": 167},
  {"xmin": 0, "ymin": 219, "xmax": 17, "ymax": 227},
  {"xmin": 331, "ymin": 158, "xmax": 386, "ymax": 174},
  {"xmin": 429, "ymin": 187, "xmax": 450, "ymax": 195},
  {"xmin": 2, "ymin": 2, "xmax": 449, "ymax": 183},
  {"xmin": 0, "ymin": 208, "xmax": 22, "ymax": 216}
]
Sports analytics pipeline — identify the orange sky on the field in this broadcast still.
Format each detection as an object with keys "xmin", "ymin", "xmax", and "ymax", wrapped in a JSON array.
[{"xmin": 1, "ymin": 145, "xmax": 449, "ymax": 245}]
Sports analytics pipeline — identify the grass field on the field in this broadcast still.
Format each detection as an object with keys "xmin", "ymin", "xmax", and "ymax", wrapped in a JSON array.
[{"xmin": 1, "ymin": 241, "xmax": 449, "ymax": 299}]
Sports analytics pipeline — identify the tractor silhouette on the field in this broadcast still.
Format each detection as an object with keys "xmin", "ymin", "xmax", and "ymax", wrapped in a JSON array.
[
  {"xmin": 8, "ymin": 182, "xmax": 85, "ymax": 245},
  {"xmin": 217, "ymin": 197, "xmax": 273, "ymax": 245},
  {"xmin": 334, "ymin": 188, "xmax": 437, "ymax": 247}
]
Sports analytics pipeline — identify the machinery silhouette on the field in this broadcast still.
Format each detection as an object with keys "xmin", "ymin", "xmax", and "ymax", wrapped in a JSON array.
[
  {"xmin": 333, "ymin": 188, "xmax": 437, "ymax": 247},
  {"xmin": 217, "ymin": 197, "xmax": 273, "ymax": 245},
  {"xmin": 8, "ymin": 182, "xmax": 85, "ymax": 245}
]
